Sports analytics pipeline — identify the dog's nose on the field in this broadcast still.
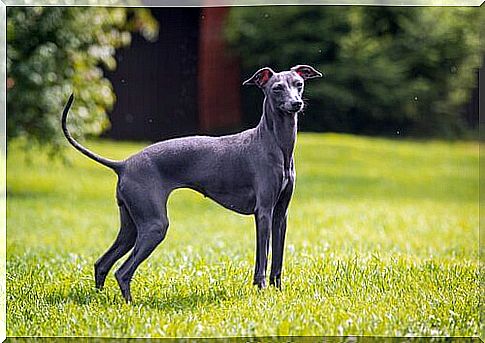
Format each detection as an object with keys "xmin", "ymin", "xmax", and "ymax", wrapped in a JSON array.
[{"xmin": 291, "ymin": 101, "xmax": 303, "ymax": 110}]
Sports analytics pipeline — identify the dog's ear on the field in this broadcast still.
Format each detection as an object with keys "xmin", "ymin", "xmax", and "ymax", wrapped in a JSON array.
[
  {"xmin": 243, "ymin": 67, "xmax": 275, "ymax": 88},
  {"xmin": 291, "ymin": 65, "xmax": 323, "ymax": 80}
]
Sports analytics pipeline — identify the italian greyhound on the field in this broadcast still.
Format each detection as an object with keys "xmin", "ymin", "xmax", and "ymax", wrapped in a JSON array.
[{"xmin": 61, "ymin": 65, "xmax": 322, "ymax": 303}]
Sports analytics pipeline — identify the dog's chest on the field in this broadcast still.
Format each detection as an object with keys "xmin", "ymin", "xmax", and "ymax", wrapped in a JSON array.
[
  {"xmin": 267, "ymin": 152, "xmax": 294, "ymax": 191},
  {"xmin": 280, "ymin": 163, "xmax": 294, "ymax": 189}
]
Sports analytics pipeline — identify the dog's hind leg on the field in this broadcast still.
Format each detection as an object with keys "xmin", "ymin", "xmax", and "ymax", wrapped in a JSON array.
[
  {"xmin": 94, "ymin": 203, "xmax": 137, "ymax": 290},
  {"xmin": 114, "ymin": 186, "xmax": 170, "ymax": 303}
]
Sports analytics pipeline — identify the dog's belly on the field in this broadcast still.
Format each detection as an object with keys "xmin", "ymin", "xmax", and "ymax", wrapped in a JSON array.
[
  {"xmin": 186, "ymin": 182, "xmax": 256, "ymax": 215},
  {"xmin": 206, "ymin": 189, "xmax": 256, "ymax": 215}
]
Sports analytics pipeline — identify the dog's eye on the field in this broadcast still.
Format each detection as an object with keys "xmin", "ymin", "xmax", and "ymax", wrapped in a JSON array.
[
  {"xmin": 295, "ymin": 82, "xmax": 303, "ymax": 88},
  {"xmin": 273, "ymin": 85, "xmax": 284, "ymax": 92}
]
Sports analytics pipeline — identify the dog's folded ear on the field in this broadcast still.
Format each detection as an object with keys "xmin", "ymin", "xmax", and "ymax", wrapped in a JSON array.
[
  {"xmin": 291, "ymin": 65, "xmax": 323, "ymax": 80},
  {"xmin": 243, "ymin": 67, "xmax": 275, "ymax": 88}
]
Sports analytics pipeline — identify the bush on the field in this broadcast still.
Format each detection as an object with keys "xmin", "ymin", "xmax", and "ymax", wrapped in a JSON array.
[
  {"xmin": 225, "ymin": 7, "xmax": 483, "ymax": 138},
  {"xmin": 7, "ymin": 7, "xmax": 158, "ymax": 151}
]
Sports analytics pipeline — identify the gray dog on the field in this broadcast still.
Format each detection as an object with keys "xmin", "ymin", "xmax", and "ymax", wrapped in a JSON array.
[{"xmin": 62, "ymin": 65, "xmax": 322, "ymax": 303}]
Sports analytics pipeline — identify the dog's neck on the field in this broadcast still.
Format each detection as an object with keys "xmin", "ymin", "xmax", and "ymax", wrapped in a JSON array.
[{"xmin": 257, "ymin": 97, "xmax": 297, "ymax": 167}]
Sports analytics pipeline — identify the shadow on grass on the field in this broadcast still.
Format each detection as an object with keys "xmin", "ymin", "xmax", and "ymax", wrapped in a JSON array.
[
  {"xmin": 136, "ymin": 287, "xmax": 233, "ymax": 312},
  {"xmin": 6, "ymin": 189, "xmax": 53, "ymax": 200},
  {"xmin": 42, "ymin": 278, "xmax": 240, "ymax": 313}
]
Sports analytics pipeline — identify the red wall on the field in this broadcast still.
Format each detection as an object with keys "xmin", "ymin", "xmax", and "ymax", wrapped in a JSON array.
[{"xmin": 198, "ymin": 7, "xmax": 242, "ymax": 133}]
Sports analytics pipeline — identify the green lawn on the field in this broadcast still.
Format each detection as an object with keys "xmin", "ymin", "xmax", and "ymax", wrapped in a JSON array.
[{"xmin": 6, "ymin": 133, "xmax": 479, "ymax": 337}]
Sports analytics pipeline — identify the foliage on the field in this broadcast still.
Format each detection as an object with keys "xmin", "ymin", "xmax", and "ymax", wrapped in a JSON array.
[
  {"xmin": 7, "ymin": 134, "xmax": 478, "ymax": 336},
  {"xmin": 225, "ymin": 7, "xmax": 483, "ymax": 137},
  {"xmin": 6, "ymin": 7, "xmax": 158, "ymax": 151}
]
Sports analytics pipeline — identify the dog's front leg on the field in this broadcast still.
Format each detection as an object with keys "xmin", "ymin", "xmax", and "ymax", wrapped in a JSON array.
[
  {"xmin": 253, "ymin": 209, "xmax": 272, "ymax": 289},
  {"xmin": 270, "ymin": 180, "xmax": 294, "ymax": 289},
  {"xmin": 269, "ymin": 213, "xmax": 287, "ymax": 290}
]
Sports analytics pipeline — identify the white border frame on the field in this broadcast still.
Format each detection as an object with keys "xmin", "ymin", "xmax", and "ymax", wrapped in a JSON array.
[{"xmin": 0, "ymin": 1, "xmax": 482, "ymax": 342}]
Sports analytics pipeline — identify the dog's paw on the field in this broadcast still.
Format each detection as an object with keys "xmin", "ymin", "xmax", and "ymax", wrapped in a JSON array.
[
  {"xmin": 269, "ymin": 277, "xmax": 282, "ymax": 290},
  {"xmin": 253, "ymin": 278, "xmax": 267, "ymax": 289}
]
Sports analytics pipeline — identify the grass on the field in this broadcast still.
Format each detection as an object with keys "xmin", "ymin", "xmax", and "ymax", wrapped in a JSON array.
[{"xmin": 6, "ymin": 133, "xmax": 479, "ymax": 337}]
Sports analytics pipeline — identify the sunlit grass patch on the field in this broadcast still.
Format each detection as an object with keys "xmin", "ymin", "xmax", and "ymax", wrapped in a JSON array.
[{"xmin": 6, "ymin": 134, "xmax": 479, "ymax": 337}]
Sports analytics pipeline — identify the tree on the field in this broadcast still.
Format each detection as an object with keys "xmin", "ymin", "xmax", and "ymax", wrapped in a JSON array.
[
  {"xmin": 225, "ymin": 6, "xmax": 483, "ymax": 137},
  {"xmin": 7, "ymin": 7, "xmax": 158, "ymax": 151}
]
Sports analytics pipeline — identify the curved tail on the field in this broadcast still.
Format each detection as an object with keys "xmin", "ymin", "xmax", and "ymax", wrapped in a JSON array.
[{"xmin": 62, "ymin": 94, "xmax": 123, "ymax": 172}]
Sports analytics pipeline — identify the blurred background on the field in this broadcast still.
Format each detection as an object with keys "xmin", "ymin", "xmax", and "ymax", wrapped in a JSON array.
[{"xmin": 6, "ymin": 6, "xmax": 484, "ymax": 151}]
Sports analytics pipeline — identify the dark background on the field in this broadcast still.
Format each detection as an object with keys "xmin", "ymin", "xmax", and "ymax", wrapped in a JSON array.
[
  {"xmin": 103, "ymin": 7, "xmax": 480, "ymax": 142},
  {"xmin": 105, "ymin": 8, "xmax": 200, "ymax": 141},
  {"xmin": 6, "ymin": 6, "xmax": 482, "ymax": 148}
]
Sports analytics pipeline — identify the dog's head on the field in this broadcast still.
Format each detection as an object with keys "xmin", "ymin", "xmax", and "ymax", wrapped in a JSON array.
[{"xmin": 243, "ymin": 65, "xmax": 322, "ymax": 114}]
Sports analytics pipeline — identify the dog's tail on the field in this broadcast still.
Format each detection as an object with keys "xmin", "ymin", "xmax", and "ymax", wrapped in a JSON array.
[{"xmin": 62, "ymin": 94, "xmax": 124, "ymax": 173}]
